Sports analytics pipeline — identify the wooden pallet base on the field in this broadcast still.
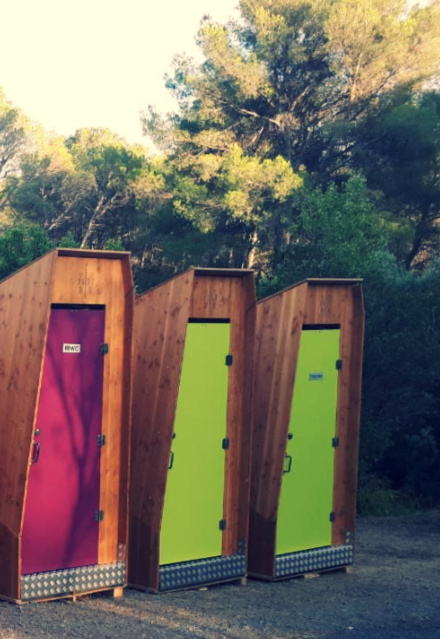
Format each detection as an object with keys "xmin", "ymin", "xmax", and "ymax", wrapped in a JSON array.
[
  {"xmin": 71, "ymin": 586, "xmax": 125, "ymax": 602},
  {"xmin": 249, "ymin": 564, "xmax": 351, "ymax": 582},
  {"xmin": 131, "ymin": 574, "xmax": 247, "ymax": 595},
  {"xmin": 0, "ymin": 585, "xmax": 125, "ymax": 605},
  {"xmin": 285, "ymin": 565, "xmax": 351, "ymax": 581}
]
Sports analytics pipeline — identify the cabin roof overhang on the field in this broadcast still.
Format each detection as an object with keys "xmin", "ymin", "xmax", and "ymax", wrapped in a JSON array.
[
  {"xmin": 135, "ymin": 267, "xmax": 255, "ymax": 298},
  {"xmin": 192, "ymin": 267, "xmax": 254, "ymax": 278},
  {"xmin": 55, "ymin": 248, "xmax": 131, "ymax": 260},
  {"xmin": 258, "ymin": 277, "xmax": 363, "ymax": 305}
]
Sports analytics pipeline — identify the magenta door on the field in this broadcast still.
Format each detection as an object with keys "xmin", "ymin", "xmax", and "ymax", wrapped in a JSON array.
[{"xmin": 22, "ymin": 307, "xmax": 105, "ymax": 575}]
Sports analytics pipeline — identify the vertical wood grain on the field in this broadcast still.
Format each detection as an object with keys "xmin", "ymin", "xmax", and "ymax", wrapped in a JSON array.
[
  {"xmin": 0, "ymin": 252, "xmax": 56, "ymax": 599},
  {"xmin": 129, "ymin": 271, "xmax": 256, "ymax": 590},
  {"xmin": 333, "ymin": 285, "xmax": 365, "ymax": 543},
  {"xmin": 129, "ymin": 272, "xmax": 194, "ymax": 591},
  {"xmin": 248, "ymin": 283, "xmax": 308, "ymax": 577},
  {"xmin": 249, "ymin": 280, "xmax": 365, "ymax": 578},
  {"xmin": 118, "ymin": 257, "xmax": 134, "ymax": 552}
]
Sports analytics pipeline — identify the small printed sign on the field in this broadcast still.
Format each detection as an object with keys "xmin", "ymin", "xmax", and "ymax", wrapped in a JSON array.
[
  {"xmin": 63, "ymin": 343, "xmax": 81, "ymax": 353},
  {"xmin": 309, "ymin": 372, "xmax": 324, "ymax": 381}
]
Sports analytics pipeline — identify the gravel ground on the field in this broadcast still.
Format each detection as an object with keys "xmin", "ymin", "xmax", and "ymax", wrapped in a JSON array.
[{"xmin": 1, "ymin": 511, "xmax": 440, "ymax": 639}]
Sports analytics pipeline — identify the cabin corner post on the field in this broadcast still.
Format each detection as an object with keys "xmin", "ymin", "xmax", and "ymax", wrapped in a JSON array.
[
  {"xmin": 237, "ymin": 295, "xmax": 257, "ymax": 553},
  {"xmin": 341, "ymin": 284, "xmax": 365, "ymax": 542},
  {"xmin": 117, "ymin": 255, "xmax": 135, "ymax": 571}
]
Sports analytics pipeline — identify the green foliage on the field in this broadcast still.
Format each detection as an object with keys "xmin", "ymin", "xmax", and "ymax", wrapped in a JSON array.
[
  {"xmin": 258, "ymin": 175, "xmax": 396, "ymax": 296},
  {"xmin": 0, "ymin": 223, "xmax": 53, "ymax": 280},
  {"xmin": 353, "ymin": 92, "xmax": 440, "ymax": 269},
  {"xmin": 145, "ymin": 0, "xmax": 440, "ymax": 177},
  {"xmin": 104, "ymin": 239, "xmax": 125, "ymax": 251},
  {"xmin": 0, "ymin": 89, "xmax": 28, "ymax": 182},
  {"xmin": 361, "ymin": 264, "xmax": 440, "ymax": 507},
  {"xmin": 5, "ymin": 127, "xmax": 151, "ymax": 250},
  {"xmin": 357, "ymin": 477, "xmax": 417, "ymax": 517},
  {"xmin": 57, "ymin": 231, "xmax": 80, "ymax": 248},
  {"xmin": 141, "ymin": 0, "xmax": 440, "ymax": 274}
]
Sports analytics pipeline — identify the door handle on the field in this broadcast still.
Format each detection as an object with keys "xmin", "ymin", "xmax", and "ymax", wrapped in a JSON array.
[
  {"xmin": 31, "ymin": 441, "xmax": 41, "ymax": 464},
  {"xmin": 283, "ymin": 454, "xmax": 292, "ymax": 474},
  {"xmin": 169, "ymin": 451, "xmax": 174, "ymax": 470}
]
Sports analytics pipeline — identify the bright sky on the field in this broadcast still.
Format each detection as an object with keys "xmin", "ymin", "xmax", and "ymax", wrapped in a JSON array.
[{"xmin": 1, "ymin": 0, "xmax": 239, "ymax": 147}]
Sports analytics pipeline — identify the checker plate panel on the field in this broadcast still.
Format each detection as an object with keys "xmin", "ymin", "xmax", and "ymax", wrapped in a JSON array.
[
  {"xmin": 159, "ymin": 554, "xmax": 246, "ymax": 591},
  {"xmin": 275, "ymin": 545, "xmax": 353, "ymax": 579},
  {"xmin": 20, "ymin": 562, "xmax": 126, "ymax": 600}
]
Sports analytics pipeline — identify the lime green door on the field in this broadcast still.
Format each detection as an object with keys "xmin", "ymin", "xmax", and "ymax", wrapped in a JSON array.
[
  {"xmin": 159, "ymin": 321, "xmax": 230, "ymax": 565},
  {"xmin": 276, "ymin": 328, "xmax": 340, "ymax": 555}
]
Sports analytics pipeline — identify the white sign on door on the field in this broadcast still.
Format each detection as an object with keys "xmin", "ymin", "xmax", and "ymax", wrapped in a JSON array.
[{"xmin": 62, "ymin": 344, "xmax": 81, "ymax": 353}]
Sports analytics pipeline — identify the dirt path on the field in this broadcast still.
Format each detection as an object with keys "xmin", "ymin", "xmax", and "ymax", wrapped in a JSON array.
[{"xmin": 1, "ymin": 511, "xmax": 439, "ymax": 639}]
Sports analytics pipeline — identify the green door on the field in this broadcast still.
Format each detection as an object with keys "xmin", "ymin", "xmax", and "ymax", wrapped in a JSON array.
[
  {"xmin": 276, "ymin": 328, "xmax": 340, "ymax": 555},
  {"xmin": 159, "ymin": 321, "xmax": 230, "ymax": 565}
]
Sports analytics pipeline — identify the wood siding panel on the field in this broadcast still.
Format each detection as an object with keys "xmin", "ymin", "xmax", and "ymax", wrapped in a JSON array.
[
  {"xmin": 51, "ymin": 256, "xmax": 130, "ymax": 565},
  {"xmin": 129, "ymin": 272, "xmax": 194, "ymax": 590},
  {"xmin": 332, "ymin": 285, "xmax": 364, "ymax": 544},
  {"xmin": 250, "ymin": 281, "xmax": 364, "ymax": 578},
  {"xmin": 0, "ymin": 253, "xmax": 56, "ymax": 535},
  {"xmin": 0, "ymin": 523, "xmax": 19, "ymax": 600},
  {"xmin": 304, "ymin": 284, "xmax": 344, "ymax": 325},
  {"xmin": 118, "ymin": 258, "xmax": 134, "ymax": 551},
  {"xmin": 129, "ymin": 270, "xmax": 255, "ymax": 590},
  {"xmin": 0, "ymin": 252, "xmax": 55, "ymax": 599},
  {"xmin": 238, "ymin": 288, "xmax": 257, "ymax": 550},
  {"xmin": 249, "ymin": 283, "xmax": 308, "ymax": 576}
]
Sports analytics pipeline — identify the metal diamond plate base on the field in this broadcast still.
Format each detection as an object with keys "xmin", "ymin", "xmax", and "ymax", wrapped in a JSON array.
[
  {"xmin": 21, "ymin": 562, "xmax": 126, "ymax": 600},
  {"xmin": 159, "ymin": 554, "xmax": 246, "ymax": 591},
  {"xmin": 275, "ymin": 545, "xmax": 353, "ymax": 579}
]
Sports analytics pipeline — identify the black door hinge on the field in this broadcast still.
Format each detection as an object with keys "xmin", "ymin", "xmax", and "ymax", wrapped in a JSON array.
[
  {"xmin": 97, "ymin": 434, "xmax": 106, "ymax": 447},
  {"xmin": 336, "ymin": 359, "xmax": 342, "ymax": 370},
  {"xmin": 94, "ymin": 510, "xmax": 104, "ymax": 522},
  {"xmin": 219, "ymin": 519, "xmax": 227, "ymax": 530},
  {"xmin": 100, "ymin": 343, "xmax": 109, "ymax": 355},
  {"xmin": 332, "ymin": 437, "xmax": 339, "ymax": 448},
  {"xmin": 329, "ymin": 512, "xmax": 336, "ymax": 523},
  {"xmin": 225, "ymin": 354, "xmax": 233, "ymax": 366},
  {"xmin": 222, "ymin": 438, "xmax": 230, "ymax": 450}
]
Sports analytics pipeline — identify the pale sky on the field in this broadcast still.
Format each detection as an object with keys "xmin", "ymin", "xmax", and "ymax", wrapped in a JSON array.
[
  {"xmin": 1, "ymin": 0, "xmax": 429, "ymax": 148},
  {"xmin": 0, "ymin": 0, "xmax": 239, "ymax": 147}
]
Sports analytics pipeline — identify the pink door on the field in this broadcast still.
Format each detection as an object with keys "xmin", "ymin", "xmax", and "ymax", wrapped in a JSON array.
[{"xmin": 22, "ymin": 307, "xmax": 105, "ymax": 575}]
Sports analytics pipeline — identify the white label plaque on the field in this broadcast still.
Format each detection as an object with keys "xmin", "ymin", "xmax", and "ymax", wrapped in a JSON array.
[{"xmin": 63, "ymin": 344, "xmax": 81, "ymax": 353}]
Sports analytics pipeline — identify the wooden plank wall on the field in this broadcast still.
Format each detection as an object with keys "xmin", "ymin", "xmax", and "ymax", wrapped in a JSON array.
[
  {"xmin": 51, "ymin": 255, "xmax": 131, "ymax": 566},
  {"xmin": 248, "ymin": 283, "xmax": 308, "ymax": 577},
  {"xmin": 190, "ymin": 274, "xmax": 256, "ymax": 557},
  {"xmin": 249, "ymin": 281, "xmax": 365, "ymax": 577},
  {"xmin": 129, "ymin": 271, "xmax": 194, "ymax": 591},
  {"xmin": 0, "ymin": 252, "xmax": 56, "ymax": 599},
  {"xmin": 334, "ymin": 285, "xmax": 364, "ymax": 543},
  {"xmin": 118, "ymin": 257, "xmax": 134, "ymax": 554}
]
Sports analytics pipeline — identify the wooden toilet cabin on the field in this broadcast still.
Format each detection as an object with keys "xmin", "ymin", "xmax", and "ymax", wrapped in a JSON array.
[
  {"xmin": 249, "ymin": 279, "xmax": 364, "ymax": 580},
  {"xmin": 129, "ymin": 268, "xmax": 256, "ymax": 592},
  {"xmin": 0, "ymin": 249, "xmax": 133, "ymax": 602}
]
